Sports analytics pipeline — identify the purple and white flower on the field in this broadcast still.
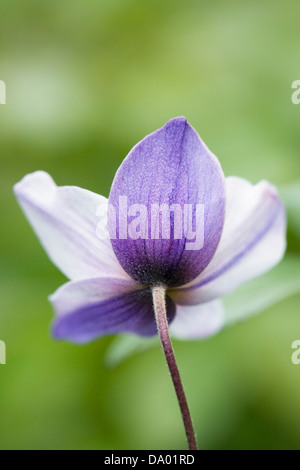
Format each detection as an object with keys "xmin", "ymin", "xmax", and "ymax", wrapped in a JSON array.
[{"xmin": 14, "ymin": 117, "xmax": 286, "ymax": 344}]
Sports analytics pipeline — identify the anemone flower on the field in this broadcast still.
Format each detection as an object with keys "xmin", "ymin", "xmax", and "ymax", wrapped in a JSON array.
[{"xmin": 14, "ymin": 117, "xmax": 286, "ymax": 450}]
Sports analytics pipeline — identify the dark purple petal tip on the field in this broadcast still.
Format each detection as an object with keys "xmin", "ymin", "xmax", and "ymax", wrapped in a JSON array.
[{"xmin": 108, "ymin": 117, "xmax": 226, "ymax": 288}]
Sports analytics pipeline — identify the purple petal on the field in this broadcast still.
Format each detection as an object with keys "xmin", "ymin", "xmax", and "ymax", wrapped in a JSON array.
[
  {"xmin": 170, "ymin": 177, "xmax": 286, "ymax": 305},
  {"xmin": 50, "ymin": 277, "xmax": 176, "ymax": 343},
  {"xmin": 14, "ymin": 171, "xmax": 128, "ymax": 281},
  {"xmin": 108, "ymin": 117, "xmax": 225, "ymax": 288}
]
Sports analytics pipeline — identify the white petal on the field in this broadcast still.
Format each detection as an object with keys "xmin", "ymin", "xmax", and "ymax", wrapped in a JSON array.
[
  {"xmin": 170, "ymin": 177, "xmax": 286, "ymax": 305},
  {"xmin": 14, "ymin": 171, "xmax": 128, "ymax": 280},
  {"xmin": 169, "ymin": 300, "xmax": 224, "ymax": 340}
]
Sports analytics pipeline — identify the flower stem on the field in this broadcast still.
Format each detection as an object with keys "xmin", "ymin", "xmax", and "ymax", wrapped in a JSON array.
[{"xmin": 152, "ymin": 286, "xmax": 198, "ymax": 451}]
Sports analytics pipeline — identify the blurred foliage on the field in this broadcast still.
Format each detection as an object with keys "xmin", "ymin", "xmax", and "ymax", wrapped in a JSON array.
[{"xmin": 0, "ymin": 0, "xmax": 300, "ymax": 450}]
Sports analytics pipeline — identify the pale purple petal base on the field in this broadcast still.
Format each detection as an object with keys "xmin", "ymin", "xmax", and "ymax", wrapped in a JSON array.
[{"xmin": 52, "ymin": 288, "xmax": 176, "ymax": 344}]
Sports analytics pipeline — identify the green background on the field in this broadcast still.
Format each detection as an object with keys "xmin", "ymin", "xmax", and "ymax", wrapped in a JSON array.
[{"xmin": 1, "ymin": 0, "xmax": 300, "ymax": 450}]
